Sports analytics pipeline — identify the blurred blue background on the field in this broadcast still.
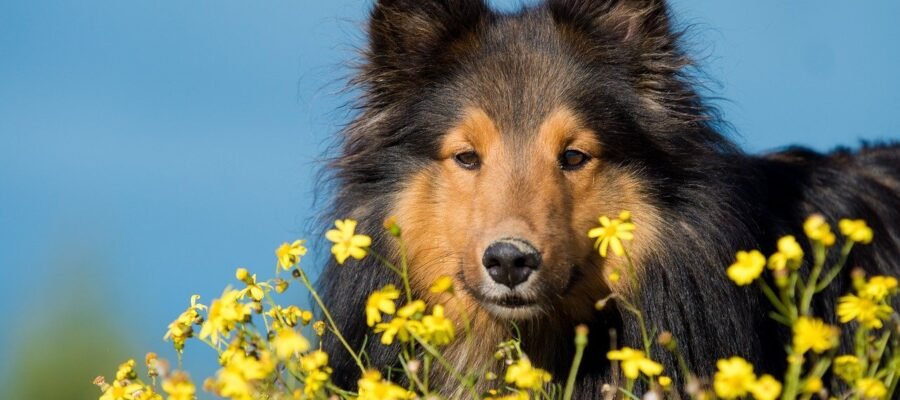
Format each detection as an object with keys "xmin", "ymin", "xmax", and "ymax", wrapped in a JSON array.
[{"xmin": 1, "ymin": 0, "xmax": 898, "ymax": 398}]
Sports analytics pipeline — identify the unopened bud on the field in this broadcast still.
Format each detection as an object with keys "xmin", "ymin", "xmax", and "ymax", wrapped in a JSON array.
[
  {"xmin": 406, "ymin": 359, "xmax": 421, "ymax": 374},
  {"xmin": 275, "ymin": 278, "xmax": 289, "ymax": 294},
  {"xmin": 774, "ymin": 268, "xmax": 789, "ymax": 288},
  {"xmin": 92, "ymin": 376, "xmax": 110, "ymax": 392},
  {"xmin": 313, "ymin": 321, "xmax": 326, "ymax": 337},
  {"xmin": 575, "ymin": 324, "xmax": 589, "ymax": 346},
  {"xmin": 595, "ymin": 297, "xmax": 610, "ymax": 311},
  {"xmin": 383, "ymin": 216, "xmax": 402, "ymax": 237},
  {"xmin": 657, "ymin": 331, "xmax": 675, "ymax": 350},
  {"xmin": 235, "ymin": 268, "xmax": 250, "ymax": 282}
]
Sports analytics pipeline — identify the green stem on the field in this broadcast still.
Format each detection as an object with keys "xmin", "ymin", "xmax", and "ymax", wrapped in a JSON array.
[
  {"xmin": 758, "ymin": 279, "xmax": 791, "ymax": 317},
  {"xmin": 296, "ymin": 268, "xmax": 366, "ymax": 374},
  {"xmin": 781, "ymin": 351, "xmax": 804, "ymax": 400},
  {"xmin": 815, "ymin": 241, "xmax": 854, "ymax": 293},
  {"xmin": 411, "ymin": 333, "xmax": 479, "ymax": 399},
  {"xmin": 563, "ymin": 329, "xmax": 588, "ymax": 400}
]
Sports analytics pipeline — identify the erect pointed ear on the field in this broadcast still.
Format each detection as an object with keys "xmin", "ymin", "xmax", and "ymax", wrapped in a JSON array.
[
  {"xmin": 547, "ymin": 0, "xmax": 673, "ymax": 50},
  {"xmin": 364, "ymin": 0, "xmax": 491, "ymax": 100}
]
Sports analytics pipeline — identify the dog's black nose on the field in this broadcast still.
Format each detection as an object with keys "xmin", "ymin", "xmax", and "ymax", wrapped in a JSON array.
[{"xmin": 482, "ymin": 239, "xmax": 541, "ymax": 288}]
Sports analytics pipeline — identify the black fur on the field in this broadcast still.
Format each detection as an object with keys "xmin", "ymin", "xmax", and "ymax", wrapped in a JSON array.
[{"xmin": 317, "ymin": 0, "xmax": 900, "ymax": 395}]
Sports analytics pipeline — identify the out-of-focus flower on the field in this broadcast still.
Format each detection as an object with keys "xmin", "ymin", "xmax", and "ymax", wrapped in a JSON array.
[
  {"xmin": 833, "ymin": 355, "xmax": 862, "ymax": 382},
  {"xmin": 713, "ymin": 357, "xmax": 756, "ymax": 399},
  {"xmin": 856, "ymin": 378, "xmax": 887, "ymax": 400},
  {"xmin": 768, "ymin": 235, "xmax": 804, "ymax": 271},
  {"xmin": 357, "ymin": 370, "xmax": 412, "ymax": 400},
  {"xmin": 199, "ymin": 289, "xmax": 251, "ymax": 346},
  {"xmin": 421, "ymin": 304, "xmax": 455, "ymax": 346},
  {"xmin": 859, "ymin": 276, "xmax": 898, "ymax": 302},
  {"xmin": 271, "ymin": 328, "xmax": 310, "ymax": 360},
  {"xmin": 161, "ymin": 371, "xmax": 196, "ymax": 400},
  {"xmin": 804, "ymin": 214, "xmax": 836, "ymax": 246},
  {"xmin": 802, "ymin": 377, "xmax": 822, "ymax": 394},
  {"xmin": 750, "ymin": 374, "xmax": 781, "ymax": 400},
  {"xmin": 607, "ymin": 347, "xmax": 664, "ymax": 380},
  {"xmin": 839, "ymin": 219, "xmax": 873, "ymax": 244},
  {"xmin": 429, "ymin": 276, "xmax": 454, "ymax": 294},
  {"xmin": 504, "ymin": 358, "xmax": 552, "ymax": 390},
  {"xmin": 792, "ymin": 317, "xmax": 838, "ymax": 354},
  {"xmin": 366, "ymin": 285, "xmax": 400, "ymax": 327},
  {"xmin": 727, "ymin": 250, "xmax": 766, "ymax": 286},
  {"xmin": 837, "ymin": 294, "xmax": 893, "ymax": 329}
]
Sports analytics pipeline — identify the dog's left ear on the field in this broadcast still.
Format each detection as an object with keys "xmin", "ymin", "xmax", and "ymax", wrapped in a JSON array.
[
  {"xmin": 548, "ymin": 0, "xmax": 673, "ymax": 50},
  {"xmin": 364, "ymin": 0, "xmax": 492, "ymax": 101}
]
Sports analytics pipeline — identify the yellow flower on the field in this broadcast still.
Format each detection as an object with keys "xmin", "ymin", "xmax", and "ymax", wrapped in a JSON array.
[
  {"xmin": 802, "ymin": 377, "xmax": 822, "ymax": 394},
  {"xmin": 608, "ymin": 271, "xmax": 621, "ymax": 283},
  {"xmin": 275, "ymin": 239, "xmax": 307, "ymax": 270},
  {"xmin": 588, "ymin": 212, "xmax": 635, "ymax": 257},
  {"xmin": 606, "ymin": 347, "xmax": 664, "ymax": 380},
  {"xmin": 299, "ymin": 351, "xmax": 331, "ymax": 397},
  {"xmin": 804, "ymin": 214, "xmax": 836, "ymax": 246},
  {"xmin": 374, "ymin": 318, "xmax": 423, "ymax": 345},
  {"xmin": 792, "ymin": 317, "xmax": 838, "ymax": 354},
  {"xmin": 326, "ymin": 219, "xmax": 372, "ymax": 264},
  {"xmin": 856, "ymin": 378, "xmax": 887, "ymax": 400},
  {"xmin": 164, "ymin": 296, "xmax": 205, "ymax": 352},
  {"xmin": 300, "ymin": 350, "xmax": 329, "ymax": 372},
  {"xmin": 99, "ymin": 380, "xmax": 144, "ymax": 400},
  {"xmin": 429, "ymin": 276, "xmax": 454, "ymax": 294},
  {"xmin": 768, "ymin": 235, "xmax": 804, "ymax": 271},
  {"xmin": 271, "ymin": 328, "xmax": 310, "ymax": 360},
  {"xmin": 397, "ymin": 300, "xmax": 426, "ymax": 318},
  {"xmin": 134, "ymin": 388, "xmax": 162, "ymax": 400},
  {"xmin": 115, "ymin": 359, "xmax": 137, "ymax": 381},
  {"xmin": 658, "ymin": 376, "xmax": 672, "ymax": 389},
  {"xmin": 421, "ymin": 305, "xmax": 455, "ymax": 346},
  {"xmin": 860, "ymin": 276, "xmax": 898, "ymax": 302},
  {"xmin": 357, "ymin": 370, "xmax": 412, "ymax": 400},
  {"xmin": 504, "ymin": 358, "xmax": 552, "ymax": 390},
  {"xmin": 199, "ymin": 289, "xmax": 251, "ymax": 346},
  {"xmin": 235, "ymin": 269, "xmax": 270, "ymax": 302},
  {"xmin": 727, "ymin": 250, "xmax": 766, "ymax": 286},
  {"xmin": 837, "ymin": 294, "xmax": 893, "ymax": 329},
  {"xmin": 750, "ymin": 374, "xmax": 782, "ymax": 400},
  {"xmin": 486, "ymin": 392, "xmax": 529, "ymax": 400},
  {"xmin": 366, "ymin": 285, "xmax": 400, "ymax": 327},
  {"xmin": 303, "ymin": 369, "xmax": 331, "ymax": 397},
  {"xmin": 839, "ymin": 219, "xmax": 874, "ymax": 244},
  {"xmin": 713, "ymin": 356, "xmax": 756, "ymax": 399},
  {"xmin": 161, "ymin": 371, "xmax": 196, "ymax": 400},
  {"xmin": 833, "ymin": 355, "xmax": 863, "ymax": 382}
]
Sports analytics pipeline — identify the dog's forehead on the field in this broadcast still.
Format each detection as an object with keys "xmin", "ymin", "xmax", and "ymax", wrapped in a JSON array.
[{"xmin": 444, "ymin": 12, "xmax": 599, "ymax": 138}]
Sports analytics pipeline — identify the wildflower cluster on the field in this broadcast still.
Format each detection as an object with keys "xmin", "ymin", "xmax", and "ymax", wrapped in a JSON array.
[
  {"xmin": 714, "ymin": 215, "xmax": 897, "ymax": 400},
  {"xmin": 96, "ymin": 213, "xmax": 898, "ymax": 400}
]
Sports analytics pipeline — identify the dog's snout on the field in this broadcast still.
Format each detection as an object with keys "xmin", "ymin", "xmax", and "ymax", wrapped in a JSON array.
[{"xmin": 482, "ymin": 238, "xmax": 541, "ymax": 288}]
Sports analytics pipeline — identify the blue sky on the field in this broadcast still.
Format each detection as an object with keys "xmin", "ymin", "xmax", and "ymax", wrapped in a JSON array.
[{"xmin": 1, "ymin": 0, "xmax": 898, "ymax": 391}]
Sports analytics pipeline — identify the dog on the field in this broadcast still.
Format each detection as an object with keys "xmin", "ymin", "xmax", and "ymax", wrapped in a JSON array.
[{"xmin": 317, "ymin": 0, "xmax": 900, "ymax": 396}]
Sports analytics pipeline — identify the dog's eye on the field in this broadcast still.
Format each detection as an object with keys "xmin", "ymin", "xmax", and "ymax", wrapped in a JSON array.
[
  {"xmin": 559, "ymin": 149, "xmax": 590, "ymax": 170},
  {"xmin": 454, "ymin": 151, "xmax": 480, "ymax": 170}
]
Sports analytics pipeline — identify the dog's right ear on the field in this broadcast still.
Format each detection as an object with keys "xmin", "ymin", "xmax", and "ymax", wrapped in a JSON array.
[{"xmin": 364, "ymin": 0, "xmax": 491, "ymax": 101}]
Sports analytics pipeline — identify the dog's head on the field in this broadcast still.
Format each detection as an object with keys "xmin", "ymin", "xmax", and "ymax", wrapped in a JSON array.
[{"xmin": 354, "ymin": 0, "xmax": 710, "ymax": 321}]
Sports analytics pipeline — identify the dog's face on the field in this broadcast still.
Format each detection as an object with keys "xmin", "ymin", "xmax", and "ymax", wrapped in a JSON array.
[{"xmin": 366, "ymin": 0, "xmax": 686, "ymax": 321}]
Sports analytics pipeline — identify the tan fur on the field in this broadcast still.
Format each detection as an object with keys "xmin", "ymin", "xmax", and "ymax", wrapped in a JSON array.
[{"xmin": 391, "ymin": 106, "xmax": 662, "ymax": 383}]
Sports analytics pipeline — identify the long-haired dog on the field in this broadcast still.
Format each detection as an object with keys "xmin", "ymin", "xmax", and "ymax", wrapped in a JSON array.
[{"xmin": 318, "ymin": 0, "xmax": 900, "ymax": 396}]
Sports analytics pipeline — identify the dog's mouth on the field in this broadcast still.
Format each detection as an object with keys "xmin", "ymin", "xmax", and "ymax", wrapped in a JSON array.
[
  {"xmin": 479, "ymin": 295, "xmax": 543, "ymax": 320},
  {"xmin": 459, "ymin": 274, "xmax": 543, "ymax": 319}
]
